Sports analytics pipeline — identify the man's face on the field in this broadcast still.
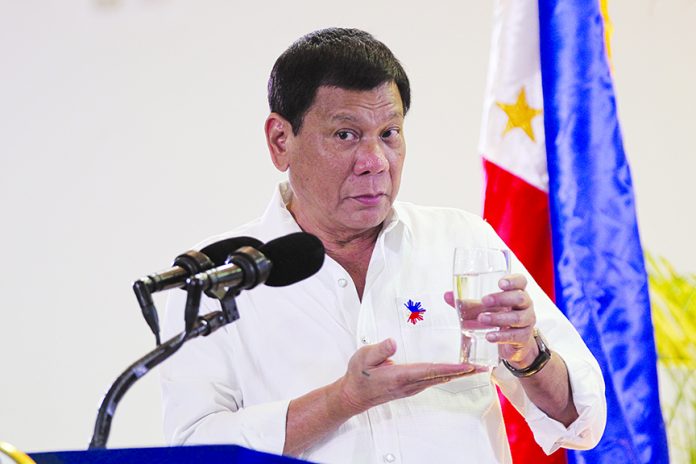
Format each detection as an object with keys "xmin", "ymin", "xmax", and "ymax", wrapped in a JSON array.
[{"xmin": 280, "ymin": 81, "xmax": 405, "ymax": 237}]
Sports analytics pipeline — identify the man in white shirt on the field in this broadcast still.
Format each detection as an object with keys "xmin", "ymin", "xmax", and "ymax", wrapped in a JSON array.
[{"xmin": 161, "ymin": 28, "xmax": 606, "ymax": 463}]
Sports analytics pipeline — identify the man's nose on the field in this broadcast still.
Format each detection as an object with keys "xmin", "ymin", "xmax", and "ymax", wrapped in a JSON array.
[{"xmin": 354, "ymin": 138, "xmax": 389, "ymax": 175}]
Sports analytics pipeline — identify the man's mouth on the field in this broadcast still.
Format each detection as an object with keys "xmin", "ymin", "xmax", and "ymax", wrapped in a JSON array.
[{"xmin": 351, "ymin": 193, "xmax": 386, "ymax": 206}]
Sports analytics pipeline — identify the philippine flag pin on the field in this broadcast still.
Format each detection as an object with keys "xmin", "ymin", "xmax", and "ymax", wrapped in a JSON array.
[{"xmin": 404, "ymin": 299, "xmax": 426, "ymax": 325}]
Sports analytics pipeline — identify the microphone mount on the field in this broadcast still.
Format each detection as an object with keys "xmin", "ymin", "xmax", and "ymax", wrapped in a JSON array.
[
  {"xmin": 183, "ymin": 246, "xmax": 272, "ymax": 333},
  {"xmin": 132, "ymin": 237, "xmax": 263, "ymax": 346},
  {"xmin": 132, "ymin": 250, "xmax": 214, "ymax": 346}
]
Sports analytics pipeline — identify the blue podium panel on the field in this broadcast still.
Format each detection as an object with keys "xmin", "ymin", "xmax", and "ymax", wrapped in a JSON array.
[{"xmin": 30, "ymin": 444, "xmax": 309, "ymax": 464}]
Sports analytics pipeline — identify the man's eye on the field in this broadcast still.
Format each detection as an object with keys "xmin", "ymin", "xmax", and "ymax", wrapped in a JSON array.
[
  {"xmin": 382, "ymin": 128, "xmax": 399, "ymax": 139},
  {"xmin": 336, "ymin": 131, "xmax": 355, "ymax": 141}
]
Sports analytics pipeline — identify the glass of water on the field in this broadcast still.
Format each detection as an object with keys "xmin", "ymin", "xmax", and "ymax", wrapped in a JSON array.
[{"xmin": 453, "ymin": 247, "xmax": 511, "ymax": 367}]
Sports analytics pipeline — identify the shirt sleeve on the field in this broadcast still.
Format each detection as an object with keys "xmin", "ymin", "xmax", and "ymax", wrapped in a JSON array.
[
  {"xmin": 484, "ymin": 222, "xmax": 607, "ymax": 453},
  {"xmin": 159, "ymin": 289, "xmax": 289, "ymax": 455},
  {"xmin": 493, "ymin": 336, "xmax": 607, "ymax": 454}
]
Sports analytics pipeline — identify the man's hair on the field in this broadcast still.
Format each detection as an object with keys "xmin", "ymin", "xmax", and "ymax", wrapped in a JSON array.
[{"xmin": 268, "ymin": 28, "xmax": 411, "ymax": 135}]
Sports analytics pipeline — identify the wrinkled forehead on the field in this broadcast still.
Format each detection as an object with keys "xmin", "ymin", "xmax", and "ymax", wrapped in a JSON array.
[{"xmin": 306, "ymin": 82, "xmax": 405, "ymax": 119}]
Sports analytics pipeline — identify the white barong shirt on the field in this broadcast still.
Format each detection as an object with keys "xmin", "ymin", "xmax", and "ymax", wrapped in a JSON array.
[{"xmin": 161, "ymin": 182, "xmax": 606, "ymax": 464}]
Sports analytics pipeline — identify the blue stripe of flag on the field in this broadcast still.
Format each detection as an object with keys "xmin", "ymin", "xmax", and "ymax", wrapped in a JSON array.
[{"xmin": 537, "ymin": 1, "xmax": 670, "ymax": 463}]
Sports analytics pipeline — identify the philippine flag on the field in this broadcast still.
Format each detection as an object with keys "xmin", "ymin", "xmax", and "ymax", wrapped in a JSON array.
[{"xmin": 479, "ymin": 1, "xmax": 670, "ymax": 463}]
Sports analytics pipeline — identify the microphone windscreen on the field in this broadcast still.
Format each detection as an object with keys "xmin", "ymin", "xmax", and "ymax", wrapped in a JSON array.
[
  {"xmin": 200, "ymin": 236, "xmax": 264, "ymax": 266},
  {"xmin": 261, "ymin": 232, "xmax": 325, "ymax": 287}
]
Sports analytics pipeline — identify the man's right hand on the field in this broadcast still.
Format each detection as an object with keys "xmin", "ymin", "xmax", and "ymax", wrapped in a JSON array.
[
  {"xmin": 284, "ymin": 338, "xmax": 481, "ymax": 456},
  {"xmin": 335, "ymin": 338, "xmax": 481, "ymax": 416}
]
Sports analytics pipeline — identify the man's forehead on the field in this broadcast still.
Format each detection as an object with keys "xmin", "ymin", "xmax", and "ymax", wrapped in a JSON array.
[
  {"xmin": 328, "ymin": 110, "xmax": 403, "ymax": 122},
  {"xmin": 310, "ymin": 83, "xmax": 405, "ymax": 118}
]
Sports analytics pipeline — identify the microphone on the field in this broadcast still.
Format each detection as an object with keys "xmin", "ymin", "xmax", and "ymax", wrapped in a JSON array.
[
  {"xmin": 200, "ymin": 237, "xmax": 264, "ymax": 267},
  {"xmin": 195, "ymin": 232, "xmax": 325, "ymax": 293},
  {"xmin": 263, "ymin": 232, "xmax": 327, "ymax": 286},
  {"xmin": 133, "ymin": 236, "xmax": 263, "ymax": 344},
  {"xmin": 183, "ymin": 232, "xmax": 325, "ymax": 330}
]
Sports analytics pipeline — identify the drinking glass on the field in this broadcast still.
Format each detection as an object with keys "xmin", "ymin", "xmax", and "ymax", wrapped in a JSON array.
[{"xmin": 453, "ymin": 247, "xmax": 511, "ymax": 367}]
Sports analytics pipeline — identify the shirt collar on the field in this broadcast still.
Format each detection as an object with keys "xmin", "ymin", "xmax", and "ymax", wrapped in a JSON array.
[{"xmin": 254, "ymin": 181, "xmax": 302, "ymax": 238}]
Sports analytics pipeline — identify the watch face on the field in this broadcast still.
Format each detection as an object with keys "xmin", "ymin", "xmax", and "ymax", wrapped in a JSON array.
[{"xmin": 534, "ymin": 328, "xmax": 549, "ymax": 352}]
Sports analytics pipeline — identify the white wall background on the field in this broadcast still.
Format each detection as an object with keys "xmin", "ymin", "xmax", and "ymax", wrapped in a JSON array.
[{"xmin": 0, "ymin": 0, "xmax": 694, "ymax": 453}]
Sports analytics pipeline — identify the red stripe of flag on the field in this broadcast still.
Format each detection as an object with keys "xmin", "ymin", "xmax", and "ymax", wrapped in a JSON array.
[{"xmin": 483, "ymin": 158, "xmax": 565, "ymax": 464}]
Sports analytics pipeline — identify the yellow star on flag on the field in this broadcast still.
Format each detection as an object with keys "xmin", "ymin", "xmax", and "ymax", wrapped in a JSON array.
[{"xmin": 496, "ymin": 87, "xmax": 543, "ymax": 142}]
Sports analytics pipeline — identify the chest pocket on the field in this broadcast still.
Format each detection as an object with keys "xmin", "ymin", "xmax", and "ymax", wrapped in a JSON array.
[
  {"xmin": 395, "ymin": 293, "xmax": 490, "ymax": 394},
  {"xmin": 396, "ymin": 293, "xmax": 460, "ymax": 364}
]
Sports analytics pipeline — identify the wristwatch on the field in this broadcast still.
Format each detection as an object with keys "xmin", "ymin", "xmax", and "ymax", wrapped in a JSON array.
[{"xmin": 502, "ymin": 328, "xmax": 552, "ymax": 378}]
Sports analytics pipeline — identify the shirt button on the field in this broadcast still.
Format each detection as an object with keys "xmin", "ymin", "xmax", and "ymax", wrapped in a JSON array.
[
  {"xmin": 383, "ymin": 453, "xmax": 396, "ymax": 463},
  {"xmin": 360, "ymin": 336, "xmax": 369, "ymax": 345},
  {"xmin": 580, "ymin": 430, "xmax": 589, "ymax": 438},
  {"xmin": 338, "ymin": 278, "xmax": 348, "ymax": 288}
]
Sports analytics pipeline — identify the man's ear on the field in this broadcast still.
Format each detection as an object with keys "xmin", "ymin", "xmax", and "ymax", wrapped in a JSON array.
[{"xmin": 265, "ymin": 113, "xmax": 293, "ymax": 172}]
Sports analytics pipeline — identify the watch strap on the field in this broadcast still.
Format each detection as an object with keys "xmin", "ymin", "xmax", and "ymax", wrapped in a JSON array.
[{"xmin": 502, "ymin": 330, "xmax": 551, "ymax": 378}]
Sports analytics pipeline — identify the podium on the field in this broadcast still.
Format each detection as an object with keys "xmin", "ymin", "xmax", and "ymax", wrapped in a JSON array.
[{"xmin": 29, "ymin": 445, "xmax": 308, "ymax": 464}]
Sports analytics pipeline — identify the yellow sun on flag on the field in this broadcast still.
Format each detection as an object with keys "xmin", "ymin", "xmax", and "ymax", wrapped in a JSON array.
[{"xmin": 496, "ymin": 87, "xmax": 543, "ymax": 142}]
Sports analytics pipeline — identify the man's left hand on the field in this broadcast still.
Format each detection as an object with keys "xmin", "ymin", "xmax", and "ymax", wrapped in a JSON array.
[{"xmin": 444, "ymin": 273, "xmax": 539, "ymax": 369}]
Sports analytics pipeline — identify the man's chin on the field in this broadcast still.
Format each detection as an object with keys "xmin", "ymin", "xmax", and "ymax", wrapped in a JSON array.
[{"xmin": 345, "ymin": 207, "xmax": 392, "ymax": 231}]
